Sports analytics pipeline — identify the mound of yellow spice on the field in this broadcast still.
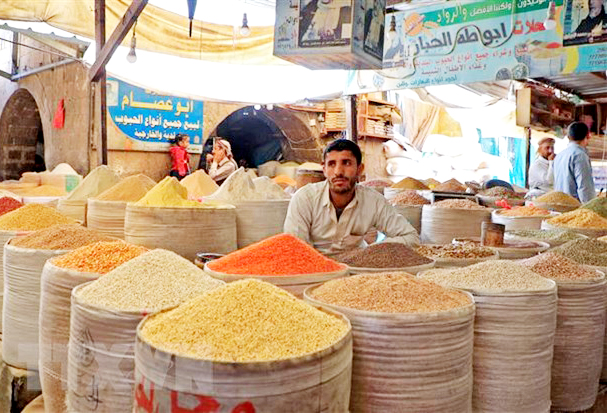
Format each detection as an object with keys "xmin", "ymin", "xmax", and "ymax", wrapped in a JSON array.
[
  {"xmin": 95, "ymin": 174, "xmax": 156, "ymax": 202},
  {"xmin": 0, "ymin": 204, "xmax": 76, "ymax": 231},
  {"xmin": 139, "ymin": 279, "xmax": 350, "ymax": 362},
  {"xmin": 135, "ymin": 177, "xmax": 229, "ymax": 208},
  {"xmin": 546, "ymin": 209, "xmax": 607, "ymax": 229}
]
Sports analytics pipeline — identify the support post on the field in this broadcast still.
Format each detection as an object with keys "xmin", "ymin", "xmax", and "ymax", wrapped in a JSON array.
[
  {"xmin": 345, "ymin": 95, "xmax": 358, "ymax": 142},
  {"xmin": 95, "ymin": 0, "xmax": 108, "ymax": 165},
  {"xmin": 525, "ymin": 127, "xmax": 532, "ymax": 187}
]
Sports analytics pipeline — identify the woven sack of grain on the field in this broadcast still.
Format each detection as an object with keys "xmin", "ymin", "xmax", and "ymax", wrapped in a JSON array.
[
  {"xmin": 305, "ymin": 287, "xmax": 475, "ymax": 412},
  {"xmin": 421, "ymin": 205, "xmax": 491, "ymax": 244},
  {"xmin": 204, "ymin": 263, "xmax": 349, "ymax": 298},
  {"xmin": 66, "ymin": 282, "xmax": 148, "ymax": 413},
  {"xmin": 542, "ymin": 221, "xmax": 607, "ymax": 238},
  {"xmin": 0, "ymin": 230, "xmax": 30, "ymax": 332},
  {"xmin": 491, "ymin": 209, "xmax": 556, "ymax": 231},
  {"xmin": 39, "ymin": 262, "xmax": 99, "ymax": 413},
  {"xmin": 394, "ymin": 205, "xmax": 422, "ymax": 233},
  {"xmin": 230, "ymin": 200, "xmax": 290, "ymax": 248},
  {"xmin": 471, "ymin": 288, "xmax": 557, "ymax": 412},
  {"xmin": 125, "ymin": 205, "xmax": 237, "ymax": 261},
  {"xmin": 57, "ymin": 199, "xmax": 86, "ymax": 223},
  {"xmin": 134, "ymin": 307, "xmax": 352, "ymax": 413},
  {"xmin": 550, "ymin": 273, "xmax": 607, "ymax": 411},
  {"xmin": 3, "ymin": 242, "xmax": 70, "ymax": 369},
  {"xmin": 87, "ymin": 199, "xmax": 127, "ymax": 239}
]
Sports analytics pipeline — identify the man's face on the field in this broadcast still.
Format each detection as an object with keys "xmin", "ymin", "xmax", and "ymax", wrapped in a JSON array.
[
  {"xmin": 323, "ymin": 150, "xmax": 363, "ymax": 195},
  {"xmin": 591, "ymin": 0, "xmax": 603, "ymax": 12},
  {"xmin": 538, "ymin": 142, "xmax": 554, "ymax": 159}
]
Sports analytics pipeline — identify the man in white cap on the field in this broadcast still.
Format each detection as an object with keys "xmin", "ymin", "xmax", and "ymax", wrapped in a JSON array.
[
  {"xmin": 207, "ymin": 138, "xmax": 238, "ymax": 185},
  {"xmin": 527, "ymin": 137, "xmax": 555, "ymax": 197}
]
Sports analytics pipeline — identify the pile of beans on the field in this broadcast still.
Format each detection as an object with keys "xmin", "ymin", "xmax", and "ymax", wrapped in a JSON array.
[
  {"xmin": 139, "ymin": 279, "xmax": 349, "ymax": 362},
  {"xmin": 51, "ymin": 241, "xmax": 148, "ymax": 274},
  {"xmin": 77, "ymin": 249, "xmax": 224, "ymax": 312},
  {"xmin": 433, "ymin": 199, "xmax": 485, "ymax": 210},
  {"xmin": 311, "ymin": 272, "xmax": 471, "ymax": 313},
  {"xmin": 10, "ymin": 225, "xmax": 114, "ymax": 250},
  {"xmin": 207, "ymin": 233, "xmax": 345, "ymax": 275},
  {"xmin": 417, "ymin": 244, "xmax": 495, "ymax": 259},
  {"xmin": 581, "ymin": 198, "xmax": 607, "ymax": 218},
  {"xmin": 547, "ymin": 209, "xmax": 607, "ymax": 229},
  {"xmin": 552, "ymin": 239, "xmax": 607, "ymax": 266},
  {"xmin": 536, "ymin": 191, "xmax": 580, "ymax": 206},
  {"xmin": 480, "ymin": 187, "xmax": 517, "ymax": 197},
  {"xmin": 522, "ymin": 252, "xmax": 602, "ymax": 282},
  {"xmin": 419, "ymin": 260, "xmax": 555, "ymax": 293},
  {"xmin": 389, "ymin": 190, "xmax": 430, "ymax": 206},
  {"xmin": 498, "ymin": 205, "xmax": 550, "ymax": 217},
  {"xmin": 334, "ymin": 243, "xmax": 432, "ymax": 268},
  {"xmin": 507, "ymin": 229, "xmax": 585, "ymax": 242},
  {"xmin": 0, "ymin": 204, "xmax": 76, "ymax": 231},
  {"xmin": 434, "ymin": 179, "xmax": 467, "ymax": 193}
]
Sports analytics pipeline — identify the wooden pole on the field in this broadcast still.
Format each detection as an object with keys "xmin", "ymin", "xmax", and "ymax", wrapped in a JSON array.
[
  {"xmin": 345, "ymin": 95, "xmax": 358, "ymax": 142},
  {"xmin": 525, "ymin": 127, "xmax": 532, "ymax": 187},
  {"xmin": 94, "ymin": 0, "xmax": 107, "ymax": 165}
]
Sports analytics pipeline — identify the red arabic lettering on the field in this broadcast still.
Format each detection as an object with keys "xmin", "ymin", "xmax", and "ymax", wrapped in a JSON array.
[
  {"xmin": 170, "ymin": 391, "xmax": 220, "ymax": 413},
  {"xmin": 135, "ymin": 379, "xmax": 157, "ymax": 413},
  {"xmin": 232, "ymin": 402, "xmax": 256, "ymax": 413}
]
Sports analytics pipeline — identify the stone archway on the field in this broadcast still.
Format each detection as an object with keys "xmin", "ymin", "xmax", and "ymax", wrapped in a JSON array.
[
  {"xmin": 0, "ymin": 89, "xmax": 43, "ymax": 180},
  {"xmin": 206, "ymin": 106, "xmax": 323, "ymax": 168}
]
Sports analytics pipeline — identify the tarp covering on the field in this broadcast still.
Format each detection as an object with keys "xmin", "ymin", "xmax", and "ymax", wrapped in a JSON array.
[{"xmin": 0, "ymin": 0, "xmax": 281, "ymax": 64}]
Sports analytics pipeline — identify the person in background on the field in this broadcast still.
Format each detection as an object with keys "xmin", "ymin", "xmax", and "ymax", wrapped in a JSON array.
[
  {"xmin": 207, "ymin": 138, "xmax": 238, "ymax": 185},
  {"xmin": 284, "ymin": 139, "xmax": 419, "ymax": 256},
  {"xmin": 527, "ymin": 137, "xmax": 555, "ymax": 197},
  {"xmin": 169, "ymin": 134, "xmax": 190, "ymax": 180},
  {"xmin": 575, "ymin": 0, "xmax": 607, "ymax": 34},
  {"xmin": 554, "ymin": 122, "xmax": 596, "ymax": 203}
]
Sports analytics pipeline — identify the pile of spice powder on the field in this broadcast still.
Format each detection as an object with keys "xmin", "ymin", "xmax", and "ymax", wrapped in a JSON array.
[
  {"xmin": 498, "ymin": 205, "xmax": 551, "ymax": 217},
  {"xmin": 15, "ymin": 185, "xmax": 66, "ymax": 197},
  {"xmin": 434, "ymin": 179, "xmax": 467, "ymax": 193},
  {"xmin": 521, "ymin": 252, "xmax": 603, "ymax": 282},
  {"xmin": 76, "ymin": 249, "xmax": 224, "ymax": 312},
  {"xmin": 506, "ymin": 229, "xmax": 585, "ymax": 242},
  {"xmin": 424, "ymin": 178, "xmax": 441, "ymax": 188},
  {"xmin": 390, "ymin": 190, "xmax": 430, "ymax": 206},
  {"xmin": 136, "ymin": 177, "xmax": 229, "ymax": 208},
  {"xmin": 0, "ymin": 204, "xmax": 76, "ymax": 231},
  {"xmin": 139, "ymin": 279, "xmax": 349, "ymax": 362},
  {"xmin": 391, "ymin": 177, "xmax": 429, "ymax": 190},
  {"xmin": 480, "ymin": 186, "xmax": 514, "ymax": 197},
  {"xmin": 206, "ymin": 233, "xmax": 346, "ymax": 275},
  {"xmin": 433, "ymin": 199, "xmax": 486, "ymax": 209},
  {"xmin": 51, "ymin": 241, "xmax": 148, "ymax": 274},
  {"xmin": 180, "ymin": 170, "xmax": 218, "ymax": 199},
  {"xmin": 311, "ymin": 273, "xmax": 471, "ymax": 313},
  {"xmin": 95, "ymin": 174, "xmax": 156, "ymax": 202},
  {"xmin": 333, "ymin": 243, "xmax": 432, "ymax": 268},
  {"xmin": 417, "ymin": 244, "xmax": 495, "ymax": 259},
  {"xmin": 419, "ymin": 260, "xmax": 555, "ymax": 294},
  {"xmin": 536, "ymin": 191, "xmax": 581, "ymax": 206},
  {"xmin": 10, "ymin": 225, "xmax": 115, "ymax": 250},
  {"xmin": 0, "ymin": 197, "xmax": 22, "ymax": 216},
  {"xmin": 581, "ymin": 198, "xmax": 607, "ymax": 218},
  {"xmin": 65, "ymin": 165, "xmax": 120, "ymax": 202},
  {"xmin": 546, "ymin": 209, "xmax": 607, "ymax": 229},
  {"xmin": 551, "ymin": 239, "xmax": 607, "ymax": 267}
]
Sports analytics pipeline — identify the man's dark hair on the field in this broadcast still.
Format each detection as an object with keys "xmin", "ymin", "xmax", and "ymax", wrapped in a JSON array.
[
  {"xmin": 323, "ymin": 139, "xmax": 363, "ymax": 165},
  {"xmin": 568, "ymin": 122, "xmax": 589, "ymax": 142}
]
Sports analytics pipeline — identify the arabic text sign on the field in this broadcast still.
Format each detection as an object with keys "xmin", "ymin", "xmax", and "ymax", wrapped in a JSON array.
[{"xmin": 107, "ymin": 78, "xmax": 203, "ymax": 153}]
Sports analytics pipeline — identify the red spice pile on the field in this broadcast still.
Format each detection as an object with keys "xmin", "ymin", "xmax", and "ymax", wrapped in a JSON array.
[
  {"xmin": 0, "ymin": 197, "xmax": 23, "ymax": 216},
  {"xmin": 207, "ymin": 233, "xmax": 346, "ymax": 276}
]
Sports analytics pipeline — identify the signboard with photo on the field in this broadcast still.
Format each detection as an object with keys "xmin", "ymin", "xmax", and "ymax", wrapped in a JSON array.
[{"xmin": 563, "ymin": 0, "xmax": 607, "ymax": 46}]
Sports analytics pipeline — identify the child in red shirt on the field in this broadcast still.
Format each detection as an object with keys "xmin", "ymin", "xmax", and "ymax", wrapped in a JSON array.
[{"xmin": 169, "ymin": 134, "xmax": 190, "ymax": 180}]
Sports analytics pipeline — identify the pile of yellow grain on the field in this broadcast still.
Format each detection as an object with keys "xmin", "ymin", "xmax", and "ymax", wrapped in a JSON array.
[
  {"xmin": 546, "ymin": 209, "xmax": 607, "ymax": 229},
  {"xmin": 498, "ymin": 205, "xmax": 551, "ymax": 217},
  {"xmin": 135, "ymin": 177, "xmax": 228, "ymax": 208},
  {"xmin": 536, "ymin": 191, "xmax": 581, "ymax": 206},
  {"xmin": 14, "ymin": 185, "xmax": 66, "ymax": 197},
  {"xmin": 95, "ymin": 174, "xmax": 156, "ymax": 202},
  {"xmin": 139, "ymin": 279, "xmax": 349, "ymax": 362},
  {"xmin": 391, "ymin": 177, "xmax": 429, "ymax": 190},
  {"xmin": 0, "ymin": 204, "xmax": 76, "ymax": 231},
  {"xmin": 10, "ymin": 224, "xmax": 114, "ymax": 250}
]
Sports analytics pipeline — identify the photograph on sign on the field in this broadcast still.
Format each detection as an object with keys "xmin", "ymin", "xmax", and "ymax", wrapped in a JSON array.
[
  {"xmin": 363, "ymin": 0, "xmax": 386, "ymax": 59},
  {"xmin": 299, "ymin": 0, "xmax": 352, "ymax": 48},
  {"xmin": 563, "ymin": 0, "xmax": 607, "ymax": 46}
]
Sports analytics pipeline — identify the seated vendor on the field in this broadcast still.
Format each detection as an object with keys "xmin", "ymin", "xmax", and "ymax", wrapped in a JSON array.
[{"xmin": 284, "ymin": 139, "xmax": 419, "ymax": 255}]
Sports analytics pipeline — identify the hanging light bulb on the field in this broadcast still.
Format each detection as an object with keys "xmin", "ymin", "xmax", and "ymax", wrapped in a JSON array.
[
  {"xmin": 507, "ymin": 81, "xmax": 516, "ymax": 101},
  {"xmin": 126, "ymin": 22, "xmax": 137, "ymax": 63},
  {"xmin": 240, "ymin": 13, "xmax": 251, "ymax": 37},
  {"xmin": 387, "ymin": 15, "xmax": 397, "ymax": 41},
  {"xmin": 543, "ymin": 1, "xmax": 557, "ymax": 30},
  {"xmin": 254, "ymin": 104, "xmax": 261, "ymax": 110},
  {"xmin": 266, "ymin": 104, "xmax": 274, "ymax": 110}
]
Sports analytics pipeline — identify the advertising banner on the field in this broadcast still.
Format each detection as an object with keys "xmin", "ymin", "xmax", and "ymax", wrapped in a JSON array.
[{"xmin": 107, "ymin": 77, "xmax": 203, "ymax": 153}]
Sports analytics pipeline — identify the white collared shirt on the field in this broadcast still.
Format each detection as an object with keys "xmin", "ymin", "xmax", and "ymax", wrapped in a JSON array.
[
  {"xmin": 284, "ymin": 181, "xmax": 419, "ymax": 255},
  {"xmin": 528, "ymin": 155, "xmax": 553, "ymax": 193}
]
